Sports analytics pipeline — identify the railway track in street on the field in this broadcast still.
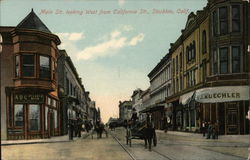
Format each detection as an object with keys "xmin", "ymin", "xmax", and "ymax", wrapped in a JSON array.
[{"xmin": 109, "ymin": 130, "xmax": 173, "ymax": 160}]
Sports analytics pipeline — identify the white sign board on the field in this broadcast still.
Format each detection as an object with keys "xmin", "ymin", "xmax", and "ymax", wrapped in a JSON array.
[{"xmin": 195, "ymin": 86, "xmax": 250, "ymax": 103}]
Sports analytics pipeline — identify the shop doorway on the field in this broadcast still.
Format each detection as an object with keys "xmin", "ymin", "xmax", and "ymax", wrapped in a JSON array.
[
  {"xmin": 49, "ymin": 112, "xmax": 54, "ymax": 137},
  {"xmin": 226, "ymin": 103, "xmax": 239, "ymax": 134}
]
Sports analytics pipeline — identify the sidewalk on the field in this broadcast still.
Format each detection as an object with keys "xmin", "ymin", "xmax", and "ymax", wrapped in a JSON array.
[
  {"xmin": 156, "ymin": 130, "xmax": 250, "ymax": 144},
  {"xmin": 1, "ymin": 132, "xmax": 90, "ymax": 146}
]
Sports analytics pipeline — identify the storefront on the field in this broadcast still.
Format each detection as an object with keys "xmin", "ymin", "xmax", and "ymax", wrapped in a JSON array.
[
  {"xmin": 179, "ymin": 86, "xmax": 250, "ymax": 134},
  {"xmin": 6, "ymin": 90, "xmax": 60, "ymax": 140},
  {"xmin": 195, "ymin": 86, "xmax": 249, "ymax": 135}
]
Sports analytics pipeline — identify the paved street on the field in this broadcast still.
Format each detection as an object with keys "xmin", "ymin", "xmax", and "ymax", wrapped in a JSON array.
[
  {"xmin": 2, "ymin": 133, "xmax": 131, "ymax": 160},
  {"xmin": 1, "ymin": 128, "xmax": 249, "ymax": 160},
  {"xmin": 112, "ymin": 128, "xmax": 248, "ymax": 160}
]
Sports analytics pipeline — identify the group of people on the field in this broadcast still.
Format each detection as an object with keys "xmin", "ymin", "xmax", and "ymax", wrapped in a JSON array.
[
  {"xmin": 68, "ymin": 118, "xmax": 105, "ymax": 140},
  {"xmin": 201, "ymin": 121, "xmax": 219, "ymax": 139}
]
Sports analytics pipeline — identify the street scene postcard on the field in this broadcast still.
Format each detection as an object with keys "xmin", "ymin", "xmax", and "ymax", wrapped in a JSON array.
[{"xmin": 0, "ymin": 0, "xmax": 250, "ymax": 159}]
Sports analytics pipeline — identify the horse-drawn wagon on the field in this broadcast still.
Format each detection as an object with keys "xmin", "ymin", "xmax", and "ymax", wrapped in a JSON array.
[{"xmin": 126, "ymin": 120, "xmax": 157, "ymax": 150}]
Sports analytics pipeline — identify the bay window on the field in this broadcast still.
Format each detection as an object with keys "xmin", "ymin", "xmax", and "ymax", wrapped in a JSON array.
[
  {"xmin": 39, "ymin": 55, "xmax": 51, "ymax": 79},
  {"xmin": 22, "ymin": 55, "xmax": 35, "ymax": 77},
  {"xmin": 219, "ymin": 7, "xmax": 228, "ymax": 35},
  {"xmin": 232, "ymin": 46, "xmax": 240, "ymax": 73},
  {"xmin": 232, "ymin": 5, "xmax": 240, "ymax": 32},
  {"xmin": 219, "ymin": 47, "xmax": 229, "ymax": 74},
  {"xmin": 15, "ymin": 55, "xmax": 20, "ymax": 77},
  {"xmin": 213, "ymin": 49, "xmax": 218, "ymax": 74}
]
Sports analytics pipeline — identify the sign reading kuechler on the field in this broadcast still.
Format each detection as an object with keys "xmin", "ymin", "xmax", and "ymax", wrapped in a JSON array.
[{"xmin": 195, "ymin": 86, "xmax": 250, "ymax": 103}]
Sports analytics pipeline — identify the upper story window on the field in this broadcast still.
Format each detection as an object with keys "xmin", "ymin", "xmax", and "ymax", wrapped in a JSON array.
[
  {"xmin": 219, "ymin": 47, "xmax": 229, "ymax": 74},
  {"xmin": 186, "ymin": 46, "xmax": 189, "ymax": 63},
  {"xmin": 180, "ymin": 52, "xmax": 182, "ymax": 70},
  {"xmin": 232, "ymin": 5, "xmax": 240, "ymax": 32},
  {"xmin": 232, "ymin": 46, "xmax": 240, "ymax": 73},
  {"xmin": 15, "ymin": 55, "xmax": 20, "ymax": 77},
  {"xmin": 66, "ymin": 77, "xmax": 69, "ymax": 95},
  {"xmin": 22, "ymin": 54, "xmax": 35, "ymax": 77},
  {"xmin": 202, "ymin": 30, "xmax": 207, "ymax": 54},
  {"xmin": 213, "ymin": 49, "xmax": 218, "ymax": 74},
  {"xmin": 176, "ymin": 56, "xmax": 178, "ymax": 73},
  {"xmin": 213, "ymin": 11, "xmax": 218, "ymax": 36},
  {"xmin": 172, "ymin": 59, "xmax": 175, "ymax": 74},
  {"xmin": 39, "ymin": 55, "xmax": 51, "ymax": 79},
  {"xmin": 192, "ymin": 41, "xmax": 196, "ymax": 59},
  {"xmin": 219, "ymin": 7, "xmax": 228, "ymax": 35}
]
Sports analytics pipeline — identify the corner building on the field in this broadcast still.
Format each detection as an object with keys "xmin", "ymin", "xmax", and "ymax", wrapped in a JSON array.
[
  {"xmin": 0, "ymin": 10, "xmax": 61, "ymax": 140},
  {"xmin": 167, "ymin": 0, "xmax": 249, "ymax": 134}
]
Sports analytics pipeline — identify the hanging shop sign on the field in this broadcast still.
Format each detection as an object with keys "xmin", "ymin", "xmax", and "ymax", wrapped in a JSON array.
[
  {"xmin": 195, "ymin": 86, "xmax": 250, "ymax": 103},
  {"xmin": 14, "ymin": 94, "xmax": 44, "ymax": 104}
]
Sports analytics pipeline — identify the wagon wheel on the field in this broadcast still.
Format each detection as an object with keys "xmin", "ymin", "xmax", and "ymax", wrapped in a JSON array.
[
  {"xmin": 153, "ymin": 130, "xmax": 157, "ymax": 146},
  {"xmin": 126, "ymin": 129, "xmax": 129, "ymax": 145},
  {"xmin": 126, "ymin": 129, "xmax": 132, "ymax": 147}
]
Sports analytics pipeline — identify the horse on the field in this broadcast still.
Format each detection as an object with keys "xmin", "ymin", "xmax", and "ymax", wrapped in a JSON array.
[
  {"xmin": 143, "ymin": 114, "xmax": 156, "ymax": 151},
  {"xmin": 91, "ymin": 122, "xmax": 108, "ymax": 139}
]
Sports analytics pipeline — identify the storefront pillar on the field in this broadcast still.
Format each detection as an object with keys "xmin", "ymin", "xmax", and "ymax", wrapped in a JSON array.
[
  {"xmin": 216, "ymin": 103, "xmax": 218, "ymax": 123},
  {"xmin": 224, "ymin": 104, "xmax": 227, "ymax": 135}
]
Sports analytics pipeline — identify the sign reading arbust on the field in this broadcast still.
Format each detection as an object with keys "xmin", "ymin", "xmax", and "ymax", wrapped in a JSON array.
[{"xmin": 14, "ymin": 94, "xmax": 44, "ymax": 104}]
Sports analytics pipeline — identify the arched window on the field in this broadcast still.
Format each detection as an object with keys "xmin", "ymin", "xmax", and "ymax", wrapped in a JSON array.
[
  {"xmin": 0, "ymin": 34, "xmax": 2, "ymax": 53},
  {"xmin": 202, "ymin": 30, "xmax": 207, "ymax": 54}
]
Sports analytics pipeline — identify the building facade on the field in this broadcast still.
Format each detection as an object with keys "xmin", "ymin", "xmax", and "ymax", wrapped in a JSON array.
[
  {"xmin": 0, "ymin": 10, "xmax": 61, "ymax": 140},
  {"xmin": 58, "ymin": 50, "xmax": 87, "ymax": 135},
  {"xmin": 166, "ymin": 0, "xmax": 250, "ymax": 134},
  {"xmin": 119, "ymin": 100, "xmax": 132, "ymax": 121},
  {"xmin": 146, "ymin": 54, "xmax": 172, "ymax": 129}
]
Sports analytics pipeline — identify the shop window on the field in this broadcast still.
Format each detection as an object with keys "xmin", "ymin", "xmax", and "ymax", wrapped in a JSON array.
[
  {"xmin": 213, "ymin": 10, "xmax": 218, "ymax": 36},
  {"xmin": 213, "ymin": 49, "xmax": 218, "ymax": 74},
  {"xmin": 45, "ymin": 107, "xmax": 48, "ymax": 130},
  {"xmin": 39, "ymin": 55, "xmax": 51, "ymax": 79},
  {"xmin": 190, "ymin": 110, "xmax": 195, "ymax": 127},
  {"xmin": 202, "ymin": 30, "xmax": 207, "ymax": 54},
  {"xmin": 15, "ymin": 55, "xmax": 20, "ymax": 77},
  {"xmin": 232, "ymin": 5, "xmax": 240, "ymax": 32},
  {"xmin": 48, "ymin": 97, "xmax": 51, "ymax": 106},
  {"xmin": 14, "ymin": 104, "xmax": 24, "ymax": 127},
  {"xmin": 54, "ymin": 110, "xmax": 58, "ymax": 129},
  {"xmin": 29, "ymin": 104, "xmax": 40, "ymax": 131},
  {"xmin": 22, "ymin": 54, "xmax": 35, "ymax": 77},
  {"xmin": 232, "ymin": 46, "xmax": 240, "ymax": 73},
  {"xmin": 220, "ymin": 47, "xmax": 229, "ymax": 74},
  {"xmin": 219, "ymin": 7, "xmax": 228, "ymax": 35}
]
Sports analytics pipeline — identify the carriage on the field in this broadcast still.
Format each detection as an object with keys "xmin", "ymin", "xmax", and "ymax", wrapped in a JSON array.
[{"xmin": 125, "ymin": 120, "xmax": 157, "ymax": 148}]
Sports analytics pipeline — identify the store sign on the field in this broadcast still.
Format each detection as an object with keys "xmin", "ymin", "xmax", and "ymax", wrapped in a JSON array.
[
  {"xmin": 195, "ymin": 86, "xmax": 250, "ymax": 103},
  {"xmin": 14, "ymin": 94, "xmax": 44, "ymax": 104}
]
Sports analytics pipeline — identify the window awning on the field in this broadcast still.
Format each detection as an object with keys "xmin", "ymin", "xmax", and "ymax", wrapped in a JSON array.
[{"xmin": 179, "ymin": 91, "xmax": 195, "ymax": 105}]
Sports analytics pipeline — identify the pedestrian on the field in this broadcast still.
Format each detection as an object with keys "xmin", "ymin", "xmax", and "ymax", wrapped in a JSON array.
[
  {"xmin": 214, "ymin": 121, "xmax": 219, "ymax": 139},
  {"xmin": 68, "ymin": 119, "xmax": 74, "ymax": 140},
  {"xmin": 206, "ymin": 122, "xmax": 212, "ymax": 139},
  {"xmin": 201, "ymin": 121, "xmax": 206, "ymax": 137}
]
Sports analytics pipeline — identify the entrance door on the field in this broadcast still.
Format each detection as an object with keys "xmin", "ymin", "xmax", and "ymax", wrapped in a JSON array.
[
  {"xmin": 49, "ymin": 112, "xmax": 54, "ymax": 137},
  {"xmin": 226, "ymin": 103, "xmax": 239, "ymax": 134}
]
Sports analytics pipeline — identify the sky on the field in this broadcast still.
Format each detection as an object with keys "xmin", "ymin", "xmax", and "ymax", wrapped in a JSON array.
[{"xmin": 0, "ymin": 0, "xmax": 207, "ymax": 123}]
